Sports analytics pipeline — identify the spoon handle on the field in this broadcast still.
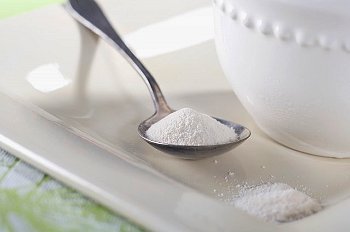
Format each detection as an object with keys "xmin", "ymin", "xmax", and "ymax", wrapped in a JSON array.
[{"xmin": 65, "ymin": 0, "xmax": 171, "ymax": 113}]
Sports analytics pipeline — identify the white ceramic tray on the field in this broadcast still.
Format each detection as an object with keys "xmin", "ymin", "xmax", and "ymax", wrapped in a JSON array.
[{"xmin": 1, "ymin": 1, "xmax": 350, "ymax": 231}]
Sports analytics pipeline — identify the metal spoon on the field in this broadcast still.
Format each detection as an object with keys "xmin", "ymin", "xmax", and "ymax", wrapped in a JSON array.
[{"xmin": 65, "ymin": 0, "xmax": 251, "ymax": 159}]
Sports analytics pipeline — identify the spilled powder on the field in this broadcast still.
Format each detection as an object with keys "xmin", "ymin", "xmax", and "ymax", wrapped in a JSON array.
[
  {"xmin": 232, "ymin": 183, "xmax": 322, "ymax": 223},
  {"xmin": 146, "ymin": 108, "xmax": 238, "ymax": 146}
]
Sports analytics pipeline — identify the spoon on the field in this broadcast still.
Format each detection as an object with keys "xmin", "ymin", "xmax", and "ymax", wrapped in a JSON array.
[{"xmin": 65, "ymin": 0, "xmax": 251, "ymax": 159}]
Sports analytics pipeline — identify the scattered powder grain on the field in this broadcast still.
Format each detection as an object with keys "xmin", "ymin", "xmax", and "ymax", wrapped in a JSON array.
[
  {"xmin": 146, "ymin": 108, "xmax": 238, "ymax": 146},
  {"xmin": 232, "ymin": 183, "xmax": 322, "ymax": 223}
]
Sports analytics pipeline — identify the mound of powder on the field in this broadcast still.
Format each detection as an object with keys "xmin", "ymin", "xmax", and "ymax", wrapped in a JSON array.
[
  {"xmin": 232, "ymin": 183, "xmax": 322, "ymax": 223},
  {"xmin": 146, "ymin": 108, "xmax": 238, "ymax": 146}
]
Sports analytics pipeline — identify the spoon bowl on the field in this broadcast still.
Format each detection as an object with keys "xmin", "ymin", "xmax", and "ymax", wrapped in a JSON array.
[
  {"xmin": 138, "ymin": 112, "xmax": 251, "ymax": 159},
  {"xmin": 66, "ymin": 0, "xmax": 251, "ymax": 159}
]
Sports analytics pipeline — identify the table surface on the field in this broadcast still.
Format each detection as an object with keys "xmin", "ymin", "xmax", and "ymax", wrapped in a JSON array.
[{"xmin": 0, "ymin": 1, "xmax": 144, "ymax": 231}]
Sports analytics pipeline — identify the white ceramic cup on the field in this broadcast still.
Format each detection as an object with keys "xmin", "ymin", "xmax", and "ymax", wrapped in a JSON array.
[{"xmin": 213, "ymin": 0, "xmax": 350, "ymax": 158}]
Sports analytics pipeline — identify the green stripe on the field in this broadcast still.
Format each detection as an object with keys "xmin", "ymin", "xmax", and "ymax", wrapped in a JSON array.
[{"xmin": 0, "ymin": 0, "xmax": 64, "ymax": 19}]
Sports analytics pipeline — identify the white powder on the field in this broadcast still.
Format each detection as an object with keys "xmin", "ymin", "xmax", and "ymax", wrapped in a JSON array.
[
  {"xmin": 146, "ymin": 108, "xmax": 238, "ymax": 146},
  {"xmin": 232, "ymin": 183, "xmax": 322, "ymax": 223}
]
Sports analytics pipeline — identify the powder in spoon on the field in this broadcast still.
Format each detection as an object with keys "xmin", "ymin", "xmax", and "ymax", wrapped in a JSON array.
[
  {"xmin": 146, "ymin": 108, "xmax": 238, "ymax": 146},
  {"xmin": 232, "ymin": 183, "xmax": 322, "ymax": 223}
]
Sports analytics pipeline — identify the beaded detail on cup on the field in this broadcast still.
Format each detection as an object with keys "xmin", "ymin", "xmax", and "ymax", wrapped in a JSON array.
[{"xmin": 213, "ymin": 0, "xmax": 350, "ymax": 53}]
